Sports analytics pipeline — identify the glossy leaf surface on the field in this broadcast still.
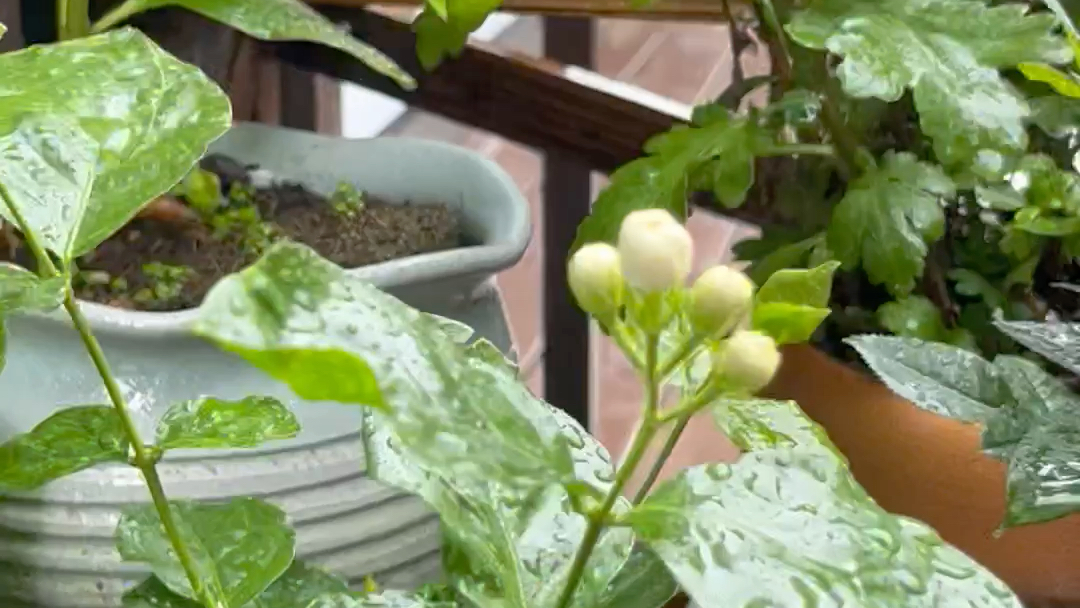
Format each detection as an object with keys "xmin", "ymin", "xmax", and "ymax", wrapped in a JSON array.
[
  {"xmin": 0, "ymin": 28, "xmax": 231, "ymax": 257},
  {"xmin": 124, "ymin": 560, "xmax": 354, "ymax": 608},
  {"xmin": 573, "ymin": 109, "xmax": 766, "ymax": 251},
  {"xmin": 155, "ymin": 396, "xmax": 299, "ymax": 451},
  {"xmin": 592, "ymin": 546, "xmax": 677, "ymax": 608},
  {"xmin": 828, "ymin": 152, "xmax": 955, "ymax": 295},
  {"xmin": 627, "ymin": 451, "xmax": 1021, "ymax": 608},
  {"xmin": 787, "ymin": 0, "xmax": 1069, "ymax": 165},
  {"xmin": 712, "ymin": 398, "xmax": 841, "ymax": 458},
  {"xmin": 993, "ymin": 319, "xmax": 1080, "ymax": 375},
  {"xmin": 847, "ymin": 335, "xmax": 1007, "ymax": 423},
  {"xmin": 0, "ymin": 263, "xmax": 66, "ymax": 312},
  {"xmin": 0, "ymin": 405, "xmax": 127, "ymax": 491},
  {"xmin": 114, "ymin": 0, "xmax": 413, "ymax": 89},
  {"xmin": 751, "ymin": 261, "xmax": 837, "ymax": 344},
  {"xmin": 116, "ymin": 498, "xmax": 295, "ymax": 607}
]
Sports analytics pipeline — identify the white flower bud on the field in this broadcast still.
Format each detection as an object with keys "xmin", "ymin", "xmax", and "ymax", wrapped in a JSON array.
[
  {"xmin": 568, "ymin": 242, "xmax": 624, "ymax": 318},
  {"xmin": 688, "ymin": 265, "xmax": 755, "ymax": 335},
  {"xmin": 711, "ymin": 330, "xmax": 781, "ymax": 394},
  {"xmin": 617, "ymin": 209, "xmax": 693, "ymax": 293}
]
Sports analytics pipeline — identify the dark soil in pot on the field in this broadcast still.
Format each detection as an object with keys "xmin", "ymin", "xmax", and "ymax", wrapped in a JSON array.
[{"xmin": 0, "ymin": 153, "xmax": 462, "ymax": 312}]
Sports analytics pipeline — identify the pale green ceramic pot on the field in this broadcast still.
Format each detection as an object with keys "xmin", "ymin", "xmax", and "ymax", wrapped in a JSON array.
[{"xmin": 0, "ymin": 123, "xmax": 530, "ymax": 608}]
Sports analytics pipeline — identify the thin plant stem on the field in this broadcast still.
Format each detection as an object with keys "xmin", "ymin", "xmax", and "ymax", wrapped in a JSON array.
[
  {"xmin": 631, "ymin": 415, "xmax": 691, "ymax": 504},
  {"xmin": 553, "ymin": 331, "xmax": 664, "ymax": 608},
  {"xmin": 57, "ymin": 0, "xmax": 91, "ymax": 40},
  {"xmin": 90, "ymin": 0, "xmax": 142, "ymax": 33},
  {"xmin": 759, "ymin": 143, "xmax": 836, "ymax": 158},
  {"xmin": 0, "ymin": 186, "xmax": 211, "ymax": 605}
]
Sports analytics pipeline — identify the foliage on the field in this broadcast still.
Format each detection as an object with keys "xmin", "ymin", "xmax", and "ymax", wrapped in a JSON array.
[{"xmin": 0, "ymin": 1, "xmax": 1055, "ymax": 608}]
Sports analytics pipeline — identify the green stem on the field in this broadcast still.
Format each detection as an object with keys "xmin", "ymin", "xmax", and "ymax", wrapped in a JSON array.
[
  {"xmin": 657, "ymin": 335, "xmax": 702, "ymax": 381},
  {"xmin": 90, "ymin": 0, "xmax": 141, "ymax": 33},
  {"xmin": 57, "ymin": 0, "xmax": 91, "ymax": 39},
  {"xmin": 611, "ymin": 321, "xmax": 644, "ymax": 370},
  {"xmin": 0, "ymin": 187, "xmax": 211, "ymax": 605},
  {"xmin": 754, "ymin": 0, "xmax": 793, "ymax": 74},
  {"xmin": 817, "ymin": 59, "xmax": 862, "ymax": 177},
  {"xmin": 759, "ymin": 143, "xmax": 836, "ymax": 158},
  {"xmin": 631, "ymin": 415, "xmax": 691, "ymax": 504},
  {"xmin": 554, "ymin": 333, "xmax": 664, "ymax": 608}
]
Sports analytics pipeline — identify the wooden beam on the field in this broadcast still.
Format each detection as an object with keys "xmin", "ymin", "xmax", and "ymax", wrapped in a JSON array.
[
  {"xmin": 314, "ymin": 0, "xmax": 730, "ymax": 20},
  {"xmin": 275, "ymin": 7, "xmax": 675, "ymax": 174}
]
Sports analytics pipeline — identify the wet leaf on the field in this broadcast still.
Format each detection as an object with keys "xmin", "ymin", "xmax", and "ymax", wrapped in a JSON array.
[
  {"xmin": 788, "ymin": 0, "xmax": 1070, "ymax": 166},
  {"xmin": 0, "ymin": 28, "xmax": 231, "ymax": 257},
  {"xmin": 305, "ymin": 591, "xmax": 454, "ymax": 608},
  {"xmin": 155, "ymin": 396, "xmax": 300, "ymax": 451},
  {"xmin": 593, "ymin": 546, "xmax": 677, "ymax": 608},
  {"xmin": 627, "ymin": 451, "xmax": 1022, "ymax": 608},
  {"xmin": 982, "ymin": 355, "xmax": 1080, "ymax": 526},
  {"xmin": 712, "ymin": 398, "xmax": 842, "ymax": 458},
  {"xmin": 110, "ymin": 0, "xmax": 413, "ymax": 89},
  {"xmin": 993, "ymin": 319, "xmax": 1080, "ymax": 375},
  {"xmin": 1029, "ymin": 95, "xmax": 1080, "ymax": 136},
  {"xmin": 413, "ymin": 0, "xmax": 502, "ymax": 70},
  {"xmin": 124, "ymin": 560, "xmax": 354, "ymax": 608},
  {"xmin": 0, "ymin": 405, "xmax": 128, "ymax": 491},
  {"xmin": 847, "ymin": 335, "xmax": 1010, "ymax": 423},
  {"xmin": 876, "ymin": 296, "xmax": 950, "ymax": 342},
  {"xmin": 116, "ymin": 498, "xmax": 295, "ymax": 607},
  {"xmin": 827, "ymin": 152, "xmax": 955, "ymax": 295},
  {"xmin": 0, "ymin": 263, "xmax": 66, "ymax": 313},
  {"xmin": 573, "ymin": 110, "xmax": 768, "ymax": 251}
]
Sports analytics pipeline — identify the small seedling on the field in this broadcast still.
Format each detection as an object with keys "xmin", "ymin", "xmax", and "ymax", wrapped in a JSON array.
[
  {"xmin": 228, "ymin": 181, "xmax": 257, "ymax": 206},
  {"xmin": 171, "ymin": 168, "xmax": 223, "ymax": 216},
  {"xmin": 330, "ymin": 181, "xmax": 365, "ymax": 218},
  {"xmin": 133, "ymin": 262, "xmax": 194, "ymax": 306},
  {"xmin": 210, "ymin": 205, "xmax": 279, "ymax": 257}
]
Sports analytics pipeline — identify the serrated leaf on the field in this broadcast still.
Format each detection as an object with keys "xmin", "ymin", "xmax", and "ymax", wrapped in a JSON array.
[
  {"xmin": 827, "ymin": 151, "xmax": 955, "ymax": 295},
  {"xmin": 0, "ymin": 28, "xmax": 231, "ymax": 257},
  {"xmin": 847, "ymin": 335, "xmax": 1011, "ymax": 423},
  {"xmin": 981, "ymin": 355, "xmax": 1080, "ymax": 526},
  {"xmin": 712, "ymin": 398, "xmax": 842, "ymax": 458},
  {"xmin": 627, "ymin": 451, "xmax": 1021, "ymax": 608},
  {"xmin": 756, "ymin": 260, "xmax": 840, "ymax": 308},
  {"xmin": 154, "ymin": 396, "xmax": 300, "ymax": 451},
  {"xmin": 124, "ymin": 560, "xmax": 354, "ymax": 608},
  {"xmin": 0, "ymin": 263, "xmax": 66, "ymax": 312},
  {"xmin": 787, "ymin": 0, "xmax": 1070, "ymax": 166},
  {"xmin": 107, "ymin": 0, "xmax": 413, "ymax": 89},
  {"xmin": 573, "ymin": 110, "xmax": 766, "ymax": 251},
  {"xmin": 116, "ymin": 498, "xmax": 295, "ymax": 607},
  {"xmin": 993, "ymin": 319, "xmax": 1080, "ymax": 375},
  {"xmin": 413, "ymin": 0, "xmax": 502, "ymax": 70},
  {"xmin": 0, "ymin": 405, "xmax": 128, "ymax": 491}
]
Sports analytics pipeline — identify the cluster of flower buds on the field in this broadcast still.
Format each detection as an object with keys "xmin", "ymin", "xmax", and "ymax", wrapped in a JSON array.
[{"xmin": 568, "ymin": 208, "xmax": 781, "ymax": 394}]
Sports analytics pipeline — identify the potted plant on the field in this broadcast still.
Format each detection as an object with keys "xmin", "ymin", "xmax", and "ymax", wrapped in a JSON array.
[
  {"xmin": 0, "ymin": 59, "xmax": 1031, "ymax": 606},
  {"xmin": 0, "ymin": 1, "xmax": 528, "ymax": 603},
  {"xmin": 569, "ymin": 0, "xmax": 1080, "ymax": 601}
]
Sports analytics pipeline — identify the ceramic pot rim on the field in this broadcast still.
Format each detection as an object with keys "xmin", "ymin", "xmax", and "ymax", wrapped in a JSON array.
[{"xmin": 22, "ymin": 135, "xmax": 531, "ymax": 337}]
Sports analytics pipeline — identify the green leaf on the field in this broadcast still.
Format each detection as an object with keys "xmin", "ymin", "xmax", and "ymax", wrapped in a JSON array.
[
  {"xmin": 751, "ymin": 302, "xmax": 831, "ymax": 345},
  {"xmin": 154, "ymin": 396, "xmax": 300, "ymax": 451},
  {"xmin": 847, "ymin": 335, "xmax": 1011, "ymax": 423},
  {"xmin": 755, "ymin": 260, "xmax": 840, "ymax": 308},
  {"xmin": 305, "ymin": 591, "xmax": 454, "ymax": 608},
  {"xmin": 1044, "ymin": 0, "xmax": 1080, "ymax": 39},
  {"xmin": 712, "ymin": 398, "xmax": 842, "ymax": 458},
  {"xmin": 0, "ymin": 29, "xmax": 230, "ymax": 257},
  {"xmin": 0, "ymin": 263, "xmax": 66, "ymax": 312},
  {"xmin": 975, "ymin": 185, "xmax": 1026, "ymax": 212},
  {"xmin": 736, "ymin": 232, "xmax": 825, "ymax": 287},
  {"xmin": 981, "ymin": 355, "xmax": 1080, "ymax": 526},
  {"xmin": 994, "ymin": 319, "xmax": 1080, "ymax": 375},
  {"xmin": 1019, "ymin": 62, "xmax": 1080, "ymax": 98},
  {"xmin": 116, "ymin": 498, "xmax": 296, "ymax": 607},
  {"xmin": 0, "ymin": 405, "xmax": 128, "ymax": 491},
  {"xmin": 827, "ymin": 151, "xmax": 955, "ymax": 295},
  {"xmin": 413, "ymin": 0, "xmax": 502, "ymax": 70},
  {"xmin": 787, "ymin": 0, "xmax": 1070, "ymax": 166},
  {"xmin": 627, "ymin": 452, "xmax": 1022, "ymax": 608},
  {"xmin": 1029, "ymin": 95, "xmax": 1080, "ymax": 136},
  {"xmin": 593, "ymin": 547, "xmax": 677, "ymax": 608},
  {"xmin": 876, "ymin": 296, "xmax": 949, "ymax": 341},
  {"xmin": 124, "ymin": 560, "xmax": 354, "ymax": 608},
  {"xmin": 105, "ymin": 0, "xmax": 414, "ymax": 89},
  {"xmin": 572, "ymin": 110, "xmax": 766, "ymax": 251}
]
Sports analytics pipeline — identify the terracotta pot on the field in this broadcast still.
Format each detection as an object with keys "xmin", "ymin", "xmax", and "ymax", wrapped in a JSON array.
[{"xmin": 765, "ymin": 346, "xmax": 1080, "ymax": 606}]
